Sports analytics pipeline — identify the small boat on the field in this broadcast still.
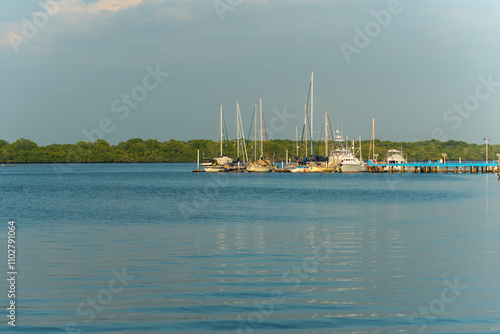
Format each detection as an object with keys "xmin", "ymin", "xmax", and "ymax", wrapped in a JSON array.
[
  {"xmin": 247, "ymin": 99, "xmax": 272, "ymax": 173},
  {"xmin": 247, "ymin": 158, "xmax": 272, "ymax": 173},
  {"xmin": 226, "ymin": 100, "xmax": 249, "ymax": 172},
  {"xmin": 1, "ymin": 164, "xmax": 15, "ymax": 167},
  {"xmin": 289, "ymin": 165, "xmax": 309, "ymax": 173},
  {"xmin": 307, "ymin": 161, "xmax": 329, "ymax": 173},
  {"xmin": 204, "ymin": 156, "xmax": 232, "ymax": 173},
  {"xmin": 202, "ymin": 106, "xmax": 232, "ymax": 173}
]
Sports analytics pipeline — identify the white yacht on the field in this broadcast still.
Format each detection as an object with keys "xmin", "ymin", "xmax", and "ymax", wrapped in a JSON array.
[
  {"xmin": 384, "ymin": 149, "xmax": 407, "ymax": 171},
  {"xmin": 328, "ymin": 131, "xmax": 366, "ymax": 173}
]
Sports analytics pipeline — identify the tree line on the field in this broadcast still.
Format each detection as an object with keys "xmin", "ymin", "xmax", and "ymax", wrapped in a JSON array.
[{"xmin": 0, "ymin": 138, "xmax": 497, "ymax": 163}]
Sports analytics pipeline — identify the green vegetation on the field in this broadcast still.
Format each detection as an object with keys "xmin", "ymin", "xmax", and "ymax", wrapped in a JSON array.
[{"xmin": 0, "ymin": 138, "xmax": 498, "ymax": 163}]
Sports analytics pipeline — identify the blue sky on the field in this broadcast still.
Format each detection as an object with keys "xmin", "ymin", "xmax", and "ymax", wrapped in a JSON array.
[{"xmin": 1, "ymin": 0, "xmax": 499, "ymax": 145}]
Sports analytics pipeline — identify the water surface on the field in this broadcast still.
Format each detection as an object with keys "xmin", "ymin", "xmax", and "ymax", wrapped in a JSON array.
[{"xmin": 1, "ymin": 163, "xmax": 499, "ymax": 333}]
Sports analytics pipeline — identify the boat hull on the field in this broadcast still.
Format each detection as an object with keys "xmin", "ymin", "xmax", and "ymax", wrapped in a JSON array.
[
  {"xmin": 203, "ymin": 166, "xmax": 226, "ymax": 173},
  {"xmin": 247, "ymin": 166, "xmax": 271, "ymax": 173},
  {"xmin": 340, "ymin": 163, "xmax": 366, "ymax": 173},
  {"xmin": 289, "ymin": 166, "xmax": 309, "ymax": 173}
]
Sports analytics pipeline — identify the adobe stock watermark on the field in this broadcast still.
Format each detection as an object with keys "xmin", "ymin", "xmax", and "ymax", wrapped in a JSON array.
[
  {"xmin": 340, "ymin": 0, "xmax": 409, "ymax": 64},
  {"xmin": 53, "ymin": 267, "xmax": 135, "ymax": 334},
  {"xmin": 432, "ymin": 74, "xmax": 500, "ymax": 142},
  {"xmin": 213, "ymin": 0, "xmax": 242, "ymax": 21},
  {"xmin": 7, "ymin": 0, "xmax": 60, "ymax": 53},
  {"xmin": 178, "ymin": 172, "xmax": 229, "ymax": 221},
  {"xmin": 51, "ymin": 64, "xmax": 169, "ymax": 177},
  {"xmin": 264, "ymin": 106, "xmax": 296, "ymax": 139},
  {"xmin": 408, "ymin": 278, "xmax": 467, "ymax": 333},
  {"xmin": 82, "ymin": 64, "xmax": 170, "ymax": 142},
  {"xmin": 233, "ymin": 237, "xmax": 332, "ymax": 334}
]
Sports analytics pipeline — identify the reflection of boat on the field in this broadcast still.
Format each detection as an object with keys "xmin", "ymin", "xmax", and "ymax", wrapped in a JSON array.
[
  {"xmin": 1, "ymin": 164, "xmax": 15, "ymax": 167},
  {"xmin": 203, "ymin": 105, "xmax": 232, "ymax": 173},
  {"xmin": 247, "ymin": 99, "xmax": 271, "ymax": 173}
]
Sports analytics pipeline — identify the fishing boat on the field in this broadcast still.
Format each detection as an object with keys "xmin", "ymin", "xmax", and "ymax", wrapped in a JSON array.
[
  {"xmin": 247, "ymin": 99, "xmax": 272, "ymax": 173},
  {"xmin": 384, "ymin": 148, "xmax": 407, "ymax": 171},
  {"xmin": 203, "ymin": 105, "xmax": 232, "ymax": 173},
  {"xmin": 329, "ymin": 131, "xmax": 366, "ymax": 173}
]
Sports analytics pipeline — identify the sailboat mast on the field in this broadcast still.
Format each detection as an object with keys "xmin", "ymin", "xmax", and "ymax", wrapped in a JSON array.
[
  {"xmin": 369, "ymin": 117, "xmax": 375, "ymax": 160},
  {"xmin": 254, "ymin": 102, "xmax": 257, "ymax": 161},
  {"xmin": 359, "ymin": 136, "xmax": 362, "ymax": 162},
  {"xmin": 325, "ymin": 109, "xmax": 328, "ymax": 157},
  {"xmin": 237, "ymin": 101, "xmax": 249, "ymax": 164},
  {"xmin": 260, "ymin": 98, "xmax": 263, "ymax": 159},
  {"xmin": 236, "ymin": 101, "xmax": 240, "ymax": 159},
  {"xmin": 310, "ymin": 70, "xmax": 314, "ymax": 155},
  {"xmin": 304, "ymin": 103, "xmax": 308, "ymax": 158},
  {"xmin": 295, "ymin": 126, "xmax": 298, "ymax": 158},
  {"xmin": 220, "ymin": 105, "xmax": 223, "ymax": 157}
]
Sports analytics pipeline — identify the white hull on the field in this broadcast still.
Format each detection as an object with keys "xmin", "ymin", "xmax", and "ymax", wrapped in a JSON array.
[
  {"xmin": 203, "ymin": 165, "xmax": 226, "ymax": 173},
  {"xmin": 289, "ymin": 166, "xmax": 309, "ymax": 173},
  {"xmin": 384, "ymin": 150, "xmax": 407, "ymax": 171},
  {"xmin": 247, "ymin": 165, "xmax": 271, "ymax": 173},
  {"xmin": 340, "ymin": 163, "xmax": 366, "ymax": 173}
]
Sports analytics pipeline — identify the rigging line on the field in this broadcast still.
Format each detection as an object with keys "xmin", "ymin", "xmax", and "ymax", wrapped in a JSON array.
[
  {"xmin": 246, "ymin": 105, "xmax": 255, "ymax": 144},
  {"xmin": 327, "ymin": 114, "xmax": 334, "ymax": 152},
  {"xmin": 304, "ymin": 81, "xmax": 315, "ymax": 159},
  {"xmin": 300, "ymin": 123, "xmax": 306, "ymax": 158},
  {"xmin": 222, "ymin": 110, "xmax": 230, "ymax": 155},
  {"xmin": 262, "ymin": 110, "xmax": 272, "ymax": 162}
]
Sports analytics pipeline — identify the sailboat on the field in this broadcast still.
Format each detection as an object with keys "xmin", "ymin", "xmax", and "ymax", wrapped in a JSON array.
[
  {"xmin": 309, "ymin": 108, "xmax": 338, "ymax": 172},
  {"xmin": 225, "ymin": 100, "xmax": 249, "ymax": 172},
  {"xmin": 247, "ymin": 99, "xmax": 272, "ymax": 173},
  {"xmin": 203, "ymin": 105, "xmax": 232, "ymax": 173}
]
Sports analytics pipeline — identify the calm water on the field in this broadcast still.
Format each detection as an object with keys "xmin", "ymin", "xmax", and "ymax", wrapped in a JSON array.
[{"xmin": 1, "ymin": 163, "xmax": 500, "ymax": 333}]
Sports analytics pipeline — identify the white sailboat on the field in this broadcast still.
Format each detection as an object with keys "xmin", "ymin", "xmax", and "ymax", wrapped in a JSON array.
[
  {"xmin": 225, "ymin": 100, "xmax": 249, "ymax": 172},
  {"xmin": 247, "ymin": 99, "xmax": 272, "ymax": 173},
  {"xmin": 203, "ymin": 105, "xmax": 232, "ymax": 173}
]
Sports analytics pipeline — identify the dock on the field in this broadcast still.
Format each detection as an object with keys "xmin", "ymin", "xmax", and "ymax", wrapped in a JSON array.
[{"xmin": 367, "ymin": 161, "xmax": 499, "ymax": 174}]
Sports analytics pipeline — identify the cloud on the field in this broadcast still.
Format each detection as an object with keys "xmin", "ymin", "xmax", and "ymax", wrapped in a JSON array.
[
  {"xmin": 58, "ymin": 0, "xmax": 145, "ymax": 15},
  {"xmin": 163, "ymin": 7, "xmax": 193, "ymax": 22},
  {"xmin": 0, "ymin": 0, "xmax": 161, "ymax": 51}
]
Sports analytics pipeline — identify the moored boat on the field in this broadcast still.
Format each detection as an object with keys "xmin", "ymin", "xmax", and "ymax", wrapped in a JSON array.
[
  {"xmin": 202, "ymin": 106, "xmax": 231, "ymax": 173},
  {"xmin": 384, "ymin": 149, "xmax": 407, "ymax": 171},
  {"xmin": 328, "ymin": 131, "xmax": 366, "ymax": 173},
  {"xmin": 247, "ymin": 99, "xmax": 272, "ymax": 173}
]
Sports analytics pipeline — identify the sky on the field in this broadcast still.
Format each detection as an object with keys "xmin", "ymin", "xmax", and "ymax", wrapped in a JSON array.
[{"xmin": 1, "ymin": 0, "xmax": 500, "ymax": 146}]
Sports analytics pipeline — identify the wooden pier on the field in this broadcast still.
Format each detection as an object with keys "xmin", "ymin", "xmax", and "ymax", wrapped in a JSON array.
[{"xmin": 367, "ymin": 161, "xmax": 499, "ymax": 174}]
